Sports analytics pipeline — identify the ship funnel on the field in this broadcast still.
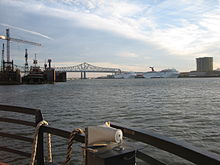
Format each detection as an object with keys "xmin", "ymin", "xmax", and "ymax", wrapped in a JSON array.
[
  {"xmin": 149, "ymin": 67, "xmax": 154, "ymax": 72},
  {"xmin": 48, "ymin": 59, "xmax": 51, "ymax": 69}
]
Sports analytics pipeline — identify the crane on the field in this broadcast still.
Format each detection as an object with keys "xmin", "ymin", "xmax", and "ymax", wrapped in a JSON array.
[{"xmin": 0, "ymin": 28, "xmax": 41, "ymax": 71}]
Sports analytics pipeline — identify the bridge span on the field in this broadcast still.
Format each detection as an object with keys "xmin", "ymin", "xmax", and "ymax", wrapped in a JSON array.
[{"xmin": 54, "ymin": 62, "xmax": 121, "ymax": 79}]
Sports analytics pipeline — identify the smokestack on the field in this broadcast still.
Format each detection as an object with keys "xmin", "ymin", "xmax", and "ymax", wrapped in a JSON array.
[
  {"xmin": 6, "ymin": 29, "xmax": 10, "ymax": 62},
  {"xmin": 48, "ymin": 59, "xmax": 51, "ymax": 69},
  {"xmin": 24, "ymin": 49, "xmax": 28, "ymax": 75},
  {"xmin": 25, "ymin": 49, "xmax": 27, "ymax": 55},
  {"xmin": 44, "ymin": 63, "xmax": 47, "ymax": 69},
  {"xmin": 2, "ymin": 43, "xmax": 4, "ymax": 60}
]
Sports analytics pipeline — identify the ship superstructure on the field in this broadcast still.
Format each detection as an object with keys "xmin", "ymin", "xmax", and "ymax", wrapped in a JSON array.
[{"xmin": 143, "ymin": 67, "xmax": 179, "ymax": 78}]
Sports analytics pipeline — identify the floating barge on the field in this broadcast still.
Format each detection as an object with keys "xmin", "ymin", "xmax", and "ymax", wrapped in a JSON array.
[
  {"xmin": 0, "ymin": 59, "xmax": 21, "ymax": 85},
  {"xmin": 0, "ymin": 29, "xmax": 66, "ymax": 85},
  {"xmin": 22, "ymin": 66, "xmax": 45, "ymax": 84},
  {"xmin": 0, "ymin": 69, "xmax": 21, "ymax": 85},
  {"xmin": 0, "ymin": 104, "xmax": 219, "ymax": 165}
]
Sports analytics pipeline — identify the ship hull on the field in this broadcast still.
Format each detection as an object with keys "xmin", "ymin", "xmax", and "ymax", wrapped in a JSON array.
[
  {"xmin": 0, "ymin": 71, "xmax": 21, "ymax": 85},
  {"xmin": 114, "ymin": 72, "xmax": 136, "ymax": 79},
  {"xmin": 143, "ymin": 69, "xmax": 179, "ymax": 78}
]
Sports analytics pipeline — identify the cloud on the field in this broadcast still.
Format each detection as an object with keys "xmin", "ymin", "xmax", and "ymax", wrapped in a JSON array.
[
  {"xmin": 0, "ymin": 0, "xmax": 150, "ymax": 41},
  {"xmin": 1, "ymin": 0, "xmax": 220, "ymax": 58},
  {"xmin": 117, "ymin": 52, "xmax": 139, "ymax": 58},
  {"xmin": 0, "ymin": 23, "xmax": 52, "ymax": 40}
]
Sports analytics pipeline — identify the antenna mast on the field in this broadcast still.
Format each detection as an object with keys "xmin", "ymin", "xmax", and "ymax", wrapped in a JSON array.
[
  {"xmin": 33, "ymin": 53, "xmax": 37, "ymax": 67},
  {"xmin": 1, "ymin": 44, "xmax": 4, "ymax": 71}
]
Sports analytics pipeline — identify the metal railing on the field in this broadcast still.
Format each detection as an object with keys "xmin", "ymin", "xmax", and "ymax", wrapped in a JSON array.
[
  {"xmin": 0, "ymin": 104, "xmax": 84, "ymax": 165},
  {"xmin": 111, "ymin": 123, "xmax": 220, "ymax": 165},
  {"xmin": 0, "ymin": 104, "xmax": 220, "ymax": 165},
  {"xmin": 0, "ymin": 105, "xmax": 43, "ymax": 164}
]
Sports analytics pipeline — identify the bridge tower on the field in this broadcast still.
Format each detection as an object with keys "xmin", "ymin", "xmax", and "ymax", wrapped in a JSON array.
[{"xmin": 81, "ymin": 71, "xmax": 86, "ymax": 79}]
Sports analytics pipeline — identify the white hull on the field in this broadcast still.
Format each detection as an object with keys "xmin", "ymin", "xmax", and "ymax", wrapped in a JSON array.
[
  {"xmin": 114, "ymin": 72, "xmax": 136, "ymax": 79},
  {"xmin": 114, "ymin": 69, "xmax": 179, "ymax": 79},
  {"xmin": 143, "ymin": 69, "xmax": 179, "ymax": 78}
]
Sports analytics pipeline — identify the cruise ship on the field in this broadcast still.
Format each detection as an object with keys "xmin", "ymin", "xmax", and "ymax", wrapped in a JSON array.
[
  {"xmin": 143, "ymin": 67, "xmax": 179, "ymax": 78},
  {"xmin": 114, "ymin": 72, "xmax": 136, "ymax": 79},
  {"xmin": 114, "ymin": 67, "xmax": 179, "ymax": 79}
]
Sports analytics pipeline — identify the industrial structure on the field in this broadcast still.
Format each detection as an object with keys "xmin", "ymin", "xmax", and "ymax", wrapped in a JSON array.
[
  {"xmin": 22, "ymin": 53, "xmax": 66, "ymax": 84},
  {"xmin": 0, "ymin": 28, "xmax": 67, "ymax": 84},
  {"xmin": 0, "ymin": 29, "xmax": 41, "ymax": 85},
  {"xmin": 196, "ymin": 57, "xmax": 213, "ymax": 72},
  {"xmin": 0, "ymin": 29, "xmax": 121, "ymax": 82},
  {"xmin": 22, "ymin": 53, "xmax": 47, "ymax": 84}
]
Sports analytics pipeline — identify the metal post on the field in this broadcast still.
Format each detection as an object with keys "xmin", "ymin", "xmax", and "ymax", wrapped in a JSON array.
[
  {"xmin": 12, "ymin": 60, "xmax": 14, "ymax": 71},
  {"xmin": 35, "ymin": 110, "xmax": 44, "ymax": 165}
]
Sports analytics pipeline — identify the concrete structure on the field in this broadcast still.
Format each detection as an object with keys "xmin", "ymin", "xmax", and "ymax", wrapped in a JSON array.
[
  {"xmin": 196, "ymin": 57, "xmax": 213, "ymax": 72},
  {"xmin": 55, "ymin": 71, "xmax": 66, "ymax": 82}
]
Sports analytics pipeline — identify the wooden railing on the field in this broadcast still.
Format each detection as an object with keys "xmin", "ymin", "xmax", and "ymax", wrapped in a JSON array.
[{"xmin": 0, "ymin": 104, "xmax": 220, "ymax": 165}]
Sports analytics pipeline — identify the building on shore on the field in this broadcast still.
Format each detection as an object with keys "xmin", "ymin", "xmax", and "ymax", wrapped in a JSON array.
[
  {"xmin": 196, "ymin": 57, "xmax": 213, "ymax": 72},
  {"xmin": 179, "ymin": 57, "xmax": 220, "ymax": 78}
]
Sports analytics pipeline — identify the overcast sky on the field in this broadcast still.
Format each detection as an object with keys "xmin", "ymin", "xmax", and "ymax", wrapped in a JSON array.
[{"xmin": 1, "ymin": 0, "xmax": 220, "ymax": 72}]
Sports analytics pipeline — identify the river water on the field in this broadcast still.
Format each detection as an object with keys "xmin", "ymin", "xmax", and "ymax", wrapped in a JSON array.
[{"xmin": 0, "ymin": 78, "xmax": 220, "ymax": 164}]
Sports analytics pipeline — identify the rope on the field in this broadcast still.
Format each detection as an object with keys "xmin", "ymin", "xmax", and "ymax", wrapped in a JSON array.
[
  {"xmin": 63, "ymin": 128, "xmax": 84, "ymax": 165},
  {"xmin": 30, "ymin": 120, "xmax": 83, "ymax": 165},
  {"xmin": 29, "ymin": 120, "xmax": 52, "ymax": 165},
  {"xmin": 47, "ymin": 133, "xmax": 53, "ymax": 162}
]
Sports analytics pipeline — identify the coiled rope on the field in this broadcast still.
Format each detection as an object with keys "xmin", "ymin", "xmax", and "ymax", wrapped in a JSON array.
[
  {"xmin": 29, "ymin": 120, "xmax": 52, "ymax": 165},
  {"xmin": 30, "ymin": 121, "xmax": 84, "ymax": 165},
  {"xmin": 63, "ymin": 128, "xmax": 84, "ymax": 165}
]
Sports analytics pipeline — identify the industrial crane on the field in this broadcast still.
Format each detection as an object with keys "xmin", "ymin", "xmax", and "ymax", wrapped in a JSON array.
[{"xmin": 0, "ymin": 28, "xmax": 41, "ymax": 71}]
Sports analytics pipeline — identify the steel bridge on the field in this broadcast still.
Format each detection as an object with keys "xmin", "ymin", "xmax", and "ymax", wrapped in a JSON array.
[
  {"xmin": 14, "ymin": 62, "xmax": 121, "ymax": 79},
  {"xmin": 54, "ymin": 62, "xmax": 121, "ymax": 79}
]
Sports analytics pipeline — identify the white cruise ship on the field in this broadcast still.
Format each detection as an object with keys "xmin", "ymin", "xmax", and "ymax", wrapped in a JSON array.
[
  {"xmin": 143, "ymin": 67, "xmax": 179, "ymax": 78},
  {"xmin": 114, "ymin": 72, "xmax": 136, "ymax": 79}
]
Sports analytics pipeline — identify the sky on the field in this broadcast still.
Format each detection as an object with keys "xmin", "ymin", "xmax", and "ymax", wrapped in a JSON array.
[{"xmin": 1, "ymin": 0, "xmax": 220, "ymax": 72}]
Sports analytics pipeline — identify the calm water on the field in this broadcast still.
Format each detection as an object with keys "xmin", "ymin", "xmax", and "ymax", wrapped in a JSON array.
[{"xmin": 0, "ymin": 78, "xmax": 220, "ymax": 164}]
